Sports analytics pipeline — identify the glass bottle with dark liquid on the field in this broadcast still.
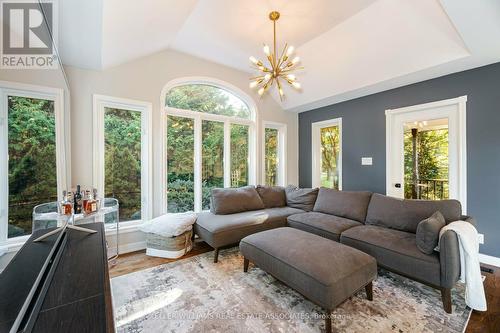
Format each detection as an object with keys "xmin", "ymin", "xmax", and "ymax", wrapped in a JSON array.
[{"xmin": 74, "ymin": 185, "xmax": 83, "ymax": 214}]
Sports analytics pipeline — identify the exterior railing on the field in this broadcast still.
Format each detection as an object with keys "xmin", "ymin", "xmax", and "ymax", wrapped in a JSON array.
[{"xmin": 407, "ymin": 179, "xmax": 449, "ymax": 200}]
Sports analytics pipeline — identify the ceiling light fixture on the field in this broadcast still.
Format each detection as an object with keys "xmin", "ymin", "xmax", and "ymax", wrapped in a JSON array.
[{"xmin": 249, "ymin": 11, "xmax": 303, "ymax": 100}]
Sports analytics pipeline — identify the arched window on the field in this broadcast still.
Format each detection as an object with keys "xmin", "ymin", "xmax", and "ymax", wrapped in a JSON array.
[{"xmin": 162, "ymin": 78, "xmax": 256, "ymax": 213}]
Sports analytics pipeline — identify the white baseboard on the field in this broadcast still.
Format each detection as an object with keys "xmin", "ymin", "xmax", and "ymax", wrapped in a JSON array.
[
  {"xmin": 478, "ymin": 253, "xmax": 500, "ymax": 268},
  {"xmin": 118, "ymin": 241, "xmax": 146, "ymax": 254}
]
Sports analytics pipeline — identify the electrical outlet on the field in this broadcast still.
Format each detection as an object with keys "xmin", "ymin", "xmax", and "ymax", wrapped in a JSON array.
[{"xmin": 478, "ymin": 234, "xmax": 484, "ymax": 244}]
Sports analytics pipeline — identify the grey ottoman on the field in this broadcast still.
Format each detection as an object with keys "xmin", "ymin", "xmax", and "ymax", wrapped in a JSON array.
[{"xmin": 240, "ymin": 227, "xmax": 377, "ymax": 333}]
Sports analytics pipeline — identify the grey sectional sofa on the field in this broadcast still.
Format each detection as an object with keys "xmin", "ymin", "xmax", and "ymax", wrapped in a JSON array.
[{"xmin": 193, "ymin": 185, "xmax": 474, "ymax": 313}]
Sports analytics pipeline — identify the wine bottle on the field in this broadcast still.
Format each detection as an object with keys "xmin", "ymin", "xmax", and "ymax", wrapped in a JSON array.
[{"xmin": 74, "ymin": 185, "xmax": 82, "ymax": 214}]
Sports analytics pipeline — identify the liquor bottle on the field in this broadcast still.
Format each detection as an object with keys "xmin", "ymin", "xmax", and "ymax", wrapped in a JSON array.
[
  {"xmin": 92, "ymin": 188, "xmax": 100, "ymax": 212},
  {"xmin": 60, "ymin": 190, "xmax": 73, "ymax": 215},
  {"xmin": 86, "ymin": 190, "xmax": 98, "ymax": 214},
  {"xmin": 82, "ymin": 190, "xmax": 90, "ymax": 214},
  {"xmin": 74, "ymin": 185, "xmax": 83, "ymax": 214}
]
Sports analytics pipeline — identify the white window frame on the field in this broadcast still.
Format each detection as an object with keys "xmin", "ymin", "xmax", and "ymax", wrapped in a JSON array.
[
  {"xmin": 0, "ymin": 81, "xmax": 68, "ymax": 248},
  {"xmin": 160, "ymin": 77, "xmax": 258, "ymax": 214},
  {"xmin": 311, "ymin": 118, "xmax": 343, "ymax": 190},
  {"xmin": 92, "ymin": 94, "xmax": 153, "ymax": 228},
  {"xmin": 262, "ymin": 121, "xmax": 287, "ymax": 186}
]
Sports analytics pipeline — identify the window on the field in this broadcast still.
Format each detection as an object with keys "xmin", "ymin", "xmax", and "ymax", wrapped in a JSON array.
[
  {"xmin": 163, "ymin": 79, "xmax": 256, "ymax": 213},
  {"xmin": 93, "ymin": 95, "xmax": 152, "ymax": 225},
  {"xmin": 0, "ymin": 83, "xmax": 67, "ymax": 243},
  {"xmin": 166, "ymin": 84, "xmax": 251, "ymax": 119},
  {"xmin": 312, "ymin": 118, "xmax": 342, "ymax": 189},
  {"xmin": 263, "ymin": 122, "xmax": 287, "ymax": 186},
  {"xmin": 166, "ymin": 116, "xmax": 195, "ymax": 213}
]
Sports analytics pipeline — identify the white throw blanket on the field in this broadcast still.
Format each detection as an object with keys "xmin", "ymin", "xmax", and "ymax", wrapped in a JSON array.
[
  {"xmin": 438, "ymin": 221, "xmax": 487, "ymax": 311},
  {"xmin": 139, "ymin": 212, "xmax": 197, "ymax": 237}
]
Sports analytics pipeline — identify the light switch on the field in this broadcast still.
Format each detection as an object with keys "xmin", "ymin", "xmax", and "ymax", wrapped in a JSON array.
[{"xmin": 361, "ymin": 157, "xmax": 373, "ymax": 165}]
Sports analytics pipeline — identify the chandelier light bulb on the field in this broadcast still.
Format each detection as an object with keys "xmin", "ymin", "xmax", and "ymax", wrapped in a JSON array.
[
  {"xmin": 286, "ymin": 46, "xmax": 294, "ymax": 56},
  {"xmin": 249, "ymin": 56, "xmax": 258, "ymax": 64},
  {"xmin": 279, "ymin": 88, "xmax": 284, "ymax": 96},
  {"xmin": 263, "ymin": 45, "xmax": 270, "ymax": 56},
  {"xmin": 286, "ymin": 74, "xmax": 296, "ymax": 81},
  {"xmin": 249, "ymin": 81, "xmax": 258, "ymax": 88},
  {"xmin": 264, "ymin": 74, "xmax": 272, "ymax": 81},
  {"xmin": 258, "ymin": 66, "xmax": 265, "ymax": 71},
  {"xmin": 258, "ymin": 87, "xmax": 265, "ymax": 96},
  {"xmin": 292, "ymin": 56, "xmax": 300, "ymax": 64},
  {"xmin": 292, "ymin": 82, "xmax": 301, "ymax": 89}
]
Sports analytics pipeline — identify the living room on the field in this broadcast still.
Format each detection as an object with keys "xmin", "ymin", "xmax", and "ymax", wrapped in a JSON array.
[{"xmin": 0, "ymin": 0, "xmax": 499, "ymax": 332}]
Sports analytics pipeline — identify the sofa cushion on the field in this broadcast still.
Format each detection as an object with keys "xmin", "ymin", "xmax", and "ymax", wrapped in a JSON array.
[
  {"xmin": 256, "ymin": 185, "xmax": 286, "ymax": 208},
  {"xmin": 340, "ymin": 225, "xmax": 441, "ymax": 286},
  {"xmin": 287, "ymin": 212, "xmax": 362, "ymax": 241},
  {"xmin": 365, "ymin": 193, "xmax": 462, "ymax": 233},
  {"xmin": 210, "ymin": 186, "xmax": 265, "ymax": 215},
  {"xmin": 313, "ymin": 188, "xmax": 372, "ymax": 222},
  {"xmin": 416, "ymin": 211, "xmax": 446, "ymax": 254},
  {"xmin": 194, "ymin": 207, "xmax": 304, "ymax": 248},
  {"xmin": 285, "ymin": 186, "xmax": 319, "ymax": 211}
]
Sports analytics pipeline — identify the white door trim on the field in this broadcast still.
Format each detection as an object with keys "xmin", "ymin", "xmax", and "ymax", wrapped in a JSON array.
[
  {"xmin": 385, "ymin": 96, "xmax": 467, "ymax": 212},
  {"xmin": 311, "ymin": 118, "xmax": 343, "ymax": 189}
]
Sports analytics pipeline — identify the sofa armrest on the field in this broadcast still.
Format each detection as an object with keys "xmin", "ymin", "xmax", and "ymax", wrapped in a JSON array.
[
  {"xmin": 461, "ymin": 215, "xmax": 476, "ymax": 226},
  {"xmin": 439, "ymin": 230, "xmax": 461, "ymax": 288}
]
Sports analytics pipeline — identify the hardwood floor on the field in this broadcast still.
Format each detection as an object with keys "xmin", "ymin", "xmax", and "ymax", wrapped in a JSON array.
[
  {"xmin": 466, "ymin": 264, "xmax": 500, "ymax": 333},
  {"xmin": 108, "ymin": 241, "xmax": 212, "ymax": 278},
  {"xmin": 109, "ymin": 243, "xmax": 500, "ymax": 332}
]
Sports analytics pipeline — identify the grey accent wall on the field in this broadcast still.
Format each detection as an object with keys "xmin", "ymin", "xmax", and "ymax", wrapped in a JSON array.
[{"xmin": 299, "ymin": 62, "xmax": 500, "ymax": 257}]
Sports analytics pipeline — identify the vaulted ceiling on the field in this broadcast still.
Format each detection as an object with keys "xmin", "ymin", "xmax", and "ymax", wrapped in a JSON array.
[{"xmin": 58, "ymin": 0, "xmax": 500, "ymax": 112}]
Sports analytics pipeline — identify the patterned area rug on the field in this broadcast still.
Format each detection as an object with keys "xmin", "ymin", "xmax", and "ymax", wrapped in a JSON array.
[{"xmin": 111, "ymin": 248, "xmax": 471, "ymax": 333}]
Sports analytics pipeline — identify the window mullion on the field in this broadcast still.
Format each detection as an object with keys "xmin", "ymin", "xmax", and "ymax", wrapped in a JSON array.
[
  {"xmin": 194, "ymin": 116, "xmax": 202, "ymax": 212},
  {"xmin": 223, "ymin": 121, "xmax": 231, "ymax": 188}
]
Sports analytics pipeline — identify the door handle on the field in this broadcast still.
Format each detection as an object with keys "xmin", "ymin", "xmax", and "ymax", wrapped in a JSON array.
[{"xmin": 394, "ymin": 183, "xmax": 401, "ymax": 188}]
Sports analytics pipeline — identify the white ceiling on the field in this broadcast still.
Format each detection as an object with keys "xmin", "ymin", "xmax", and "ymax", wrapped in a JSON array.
[{"xmin": 58, "ymin": 0, "xmax": 500, "ymax": 112}]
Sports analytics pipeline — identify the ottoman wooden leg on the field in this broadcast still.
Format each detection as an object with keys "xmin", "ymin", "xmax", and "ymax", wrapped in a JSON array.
[
  {"xmin": 365, "ymin": 282, "xmax": 373, "ymax": 301},
  {"xmin": 325, "ymin": 311, "xmax": 332, "ymax": 333},
  {"xmin": 213, "ymin": 248, "xmax": 219, "ymax": 263},
  {"xmin": 243, "ymin": 258, "xmax": 249, "ymax": 272}
]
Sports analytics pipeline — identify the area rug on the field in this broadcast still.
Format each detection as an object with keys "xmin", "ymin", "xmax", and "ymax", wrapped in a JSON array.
[{"xmin": 111, "ymin": 248, "xmax": 471, "ymax": 333}]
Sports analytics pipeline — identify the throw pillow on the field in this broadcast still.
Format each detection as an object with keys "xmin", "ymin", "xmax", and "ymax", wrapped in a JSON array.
[
  {"xmin": 210, "ymin": 186, "xmax": 265, "ymax": 215},
  {"xmin": 284, "ymin": 186, "xmax": 319, "ymax": 212},
  {"xmin": 416, "ymin": 211, "xmax": 446, "ymax": 254},
  {"xmin": 256, "ymin": 185, "xmax": 286, "ymax": 208}
]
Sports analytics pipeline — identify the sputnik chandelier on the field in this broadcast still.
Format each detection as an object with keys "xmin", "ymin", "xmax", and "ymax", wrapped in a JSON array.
[{"xmin": 249, "ymin": 11, "xmax": 302, "ymax": 100}]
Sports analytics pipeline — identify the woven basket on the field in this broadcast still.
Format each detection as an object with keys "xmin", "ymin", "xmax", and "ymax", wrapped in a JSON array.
[{"xmin": 145, "ymin": 229, "xmax": 193, "ymax": 259}]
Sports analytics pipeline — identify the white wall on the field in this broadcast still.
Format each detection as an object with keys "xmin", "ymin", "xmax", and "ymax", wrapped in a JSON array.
[{"xmin": 65, "ymin": 49, "xmax": 299, "ymax": 251}]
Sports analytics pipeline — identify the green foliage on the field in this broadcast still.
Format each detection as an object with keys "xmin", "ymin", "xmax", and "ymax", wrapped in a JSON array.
[
  {"xmin": 320, "ymin": 126, "xmax": 340, "ymax": 189},
  {"xmin": 166, "ymin": 84, "xmax": 250, "ymax": 119},
  {"xmin": 265, "ymin": 128, "xmax": 278, "ymax": 185},
  {"xmin": 8, "ymin": 96, "xmax": 57, "ymax": 237},
  {"xmin": 104, "ymin": 108, "xmax": 142, "ymax": 221},
  {"xmin": 404, "ymin": 128, "xmax": 449, "ymax": 199}
]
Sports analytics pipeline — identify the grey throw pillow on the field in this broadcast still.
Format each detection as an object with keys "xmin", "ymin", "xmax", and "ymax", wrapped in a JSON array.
[
  {"xmin": 416, "ymin": 211, "xmax": 446, "ymax": 254},
  {"xmin": 284, "ymin": 186, "xmax": 319, "ymax": 212},
  {"xmin": 211, "ymin": 186, "xmax": 265, "ymax": 215},
  {"xmin": 256, "ymin": 185, "xmax": 286, "ymax": 208}
]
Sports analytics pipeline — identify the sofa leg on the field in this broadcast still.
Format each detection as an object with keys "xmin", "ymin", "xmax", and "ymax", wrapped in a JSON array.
[
  {"xmin": 243, "ymin": 258, "xmax": 249, "ymax": 272},
  {"xmin": 365, "ymin": 282, "xmax": 373, "ymax": 301},
  {"xmin": 213, "ymin": 248, "xmax": 219, "ymax": 263},
  {"xmin": 324, "ymin": 311, "xmax": 332, "ymax": 333},
  {"xmin": 441, "ymin": 288, "xmax": 452, "ymax": 313}
]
